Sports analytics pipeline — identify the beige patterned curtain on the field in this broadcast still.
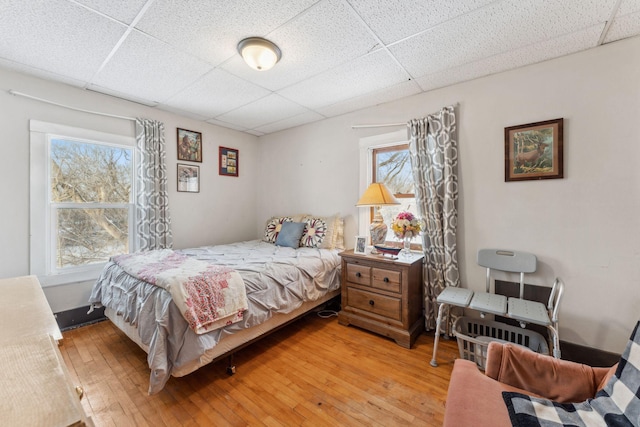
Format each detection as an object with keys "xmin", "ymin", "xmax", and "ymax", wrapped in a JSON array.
[
  {"xmin": 135, "ymin": 118, "xmax": 173, "ymax": 251},
  {"xmin": 407, "ymin": 106, "xmax": 459, "ymax": 331}
]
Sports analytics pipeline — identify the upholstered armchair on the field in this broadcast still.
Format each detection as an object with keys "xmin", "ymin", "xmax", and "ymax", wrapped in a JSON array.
[{"xmin": 443, "ymin": 341, "xmax": 618, "ymax": 426}]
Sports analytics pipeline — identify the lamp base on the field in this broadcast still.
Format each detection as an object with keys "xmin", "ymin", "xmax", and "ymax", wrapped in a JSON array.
[{"xmin": 370, "ymin": 220, "xmax": 387, "ymax": 247}]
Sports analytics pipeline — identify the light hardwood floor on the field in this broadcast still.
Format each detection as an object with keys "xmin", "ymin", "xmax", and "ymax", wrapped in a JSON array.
[{"xmin": 60, "ymin": 313, "xmax": 460, "ymax": 426}]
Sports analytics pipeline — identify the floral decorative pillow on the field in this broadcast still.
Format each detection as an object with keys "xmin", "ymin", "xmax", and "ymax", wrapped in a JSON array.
[
  {"xmin": 300, "ymin": 217, "xmax": 328, "ymax": 248},
  {"xmin": 264, "ymin": 217, "xmax": 292, "ymax": 243},
  {"xmin": 300, "ymin": 214, "xmax": 345, "ymax": 250}
]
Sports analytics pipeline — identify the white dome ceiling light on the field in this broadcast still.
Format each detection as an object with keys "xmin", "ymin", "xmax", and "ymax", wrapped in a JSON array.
[{"xmin": 237, "ymin": 37, "xmax": 282, "ymax": 71}]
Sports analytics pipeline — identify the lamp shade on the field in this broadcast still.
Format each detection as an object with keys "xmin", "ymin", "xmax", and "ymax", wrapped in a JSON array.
[
  {"xmin": 237, "ymin": 37, "xmax": 281, "ymax": 71},
  {"xmin": 356, "ymin": 183, "xmax": 400, "ymax": 207}
]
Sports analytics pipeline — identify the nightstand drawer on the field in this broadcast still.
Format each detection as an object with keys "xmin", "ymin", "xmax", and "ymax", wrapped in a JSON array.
[
  {"xmin": 346, "ymin": 263, "xmax": 370, "ymax": 286},
  {"xmin": 347, "ymin": 288, "xmax": 401, "ymax": 321},
  {"xmin": 372, "ymin": 268, "xmax": 401, "ymax": 293}
]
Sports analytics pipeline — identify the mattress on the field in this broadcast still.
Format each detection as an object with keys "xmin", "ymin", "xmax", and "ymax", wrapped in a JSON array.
[{"xmin": 89, "ymin": 240, "xmax": 341, "ymax": 394}]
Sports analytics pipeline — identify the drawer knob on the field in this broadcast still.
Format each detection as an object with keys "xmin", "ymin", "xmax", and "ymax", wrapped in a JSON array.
[
  {"xmin": 383, "ymin": 277, "xmax": 389, "ymax": 283},
  {"xmin": 355, "ymin": 272, "xmax": 362, "ymax": 278},
  {"xmin": 369, "ymin": 300, "xmax": 375, "ymax": 306}
]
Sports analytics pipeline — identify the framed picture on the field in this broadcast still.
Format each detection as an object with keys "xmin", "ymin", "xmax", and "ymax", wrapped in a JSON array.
[
  {"xmin": 505, "ymin": 118, "xmax": 563, "ymax": 182},
  {"xmin": 219, "ymin": 146, "xmax": 239, "ymax": 177},
  {"xmin": 177, "ymin": 164, "xmax": 199, "ymax": 193},
  {"xmin": 177, "ymin": 128, "xmax": 202, "ymax": 162},
  {"xmin": 354, "ymin": 236, "xmax": 367, "ymax": 254}
]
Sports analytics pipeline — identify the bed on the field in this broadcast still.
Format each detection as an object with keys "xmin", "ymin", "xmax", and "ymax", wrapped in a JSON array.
[{"xmin": 88, "ymin": 215, "xmax": 344, "ymax": 394}]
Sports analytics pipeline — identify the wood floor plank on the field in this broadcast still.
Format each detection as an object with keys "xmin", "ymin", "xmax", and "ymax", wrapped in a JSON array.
[{"xmin": 62, "ymin": 312, "xmax": 460, "ymax": 426}]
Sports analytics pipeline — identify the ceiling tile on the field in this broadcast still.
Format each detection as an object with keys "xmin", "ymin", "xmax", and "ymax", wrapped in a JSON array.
[
  {"xmin": 205, "ymin": 118, "xmax": 249, "ymax": 132},
  {"xmin": 605, "ymin": 10, "xmax": 640, "ymax": 43},
  {"xmin": 222, "ymin": 0, "xmax": 381, "ymax": 91},
  {"xmin": 215, "ymin": 94, "xmax": 309, "ymax": 129},
  {"xmin": 390, "ymin": 0, "xmax": 615, "ymax": 78},
  {"xmin": 0, "ymin": 0, "xmax": 127, "ymax": 82},
  {"xmin": 135, "ymin": 0, "xmax": 319, "ymax": 67},
  {"xmin": 317, "ymin": 79, "xmax": 422, "ymax": 118},
  {"xmin": 161, "ymin": 69, "xmax": 271, "ymax": 118},
  {"xmin": 254, "ymin": 111, "xmax": 326, "ymax": 134},
  {"xmin": 347, "ymin": 0, "xmax": 496, "ymax": 44},
  {"xmin": 416, "ymin": 24, "xmax": 603, "ymax": 92},
  {"xmin": 86, "ymin": 84, "xmax": 159, "ymax": 107},
  {"xmin": 278, "ymin": 49, "xmax": 409, "ymax": 109},
  {"xmin": 618, "ymin": 0, "xmax": 640, "ymax": 15},
  {"xmin": 91, "ymin": 29, "xmax": 213, "ymax": 104},
  {"xmin": 0, "ymin": 58, "xmax": 87, "ymax": 89},
  {"xmin": 155, "ymin": 104, "xmax": 209, "ymax": 121},
  {"xmin": 73, "ymin": 0, "xmax": 150, "ymax": 25}
]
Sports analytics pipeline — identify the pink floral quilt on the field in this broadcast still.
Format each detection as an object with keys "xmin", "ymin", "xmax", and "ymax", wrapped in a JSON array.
[{"xmin": 112, "ymin": 250, "xmax": 247, "ymax": 334}]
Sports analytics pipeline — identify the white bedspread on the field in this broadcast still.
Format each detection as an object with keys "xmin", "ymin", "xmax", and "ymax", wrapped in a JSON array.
[{"xmin": 89, "ymin": 240, "xmax": 341, "ymax": 394}]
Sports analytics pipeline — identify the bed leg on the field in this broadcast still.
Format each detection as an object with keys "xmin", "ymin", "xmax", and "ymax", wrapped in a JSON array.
[{"xmin": 226, "ymin": 354, "xmax": 236, "ymax": 375}]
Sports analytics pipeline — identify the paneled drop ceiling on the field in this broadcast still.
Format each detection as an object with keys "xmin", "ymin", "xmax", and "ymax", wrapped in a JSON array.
[{"xmin": 1, "ymin": 0, "xmax": 639, "ymax": 135}]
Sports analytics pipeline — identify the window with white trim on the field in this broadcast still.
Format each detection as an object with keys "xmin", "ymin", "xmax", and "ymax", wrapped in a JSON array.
[
  {"xmin": 372, "ymin": 144, "xmax": 420, "ymax": 244},
  {"xmin": 30, "ymin": 121, "xmax": 136, "ymax": 286},
  {"xmin": 358, "ymin": 129, "xmax": 420, "ymax": 246}
]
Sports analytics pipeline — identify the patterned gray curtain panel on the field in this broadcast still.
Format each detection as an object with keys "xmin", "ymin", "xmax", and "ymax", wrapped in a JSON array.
[
  {"xmin": 135, "ymin": 119, "xmax": 173, "ymax": 251},
  {"xmin": 407, "ymin": 106, "xmax": 460, "ymax": 331}
]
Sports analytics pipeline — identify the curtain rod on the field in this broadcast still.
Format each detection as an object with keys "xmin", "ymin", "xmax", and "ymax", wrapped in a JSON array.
[
  {"xmin": 8, "ymin": 89, "xmax": 137, "ymax": 121},
  {"xmin": 351, "ymin": 122, "xmax": 406, "ymax": 129}
]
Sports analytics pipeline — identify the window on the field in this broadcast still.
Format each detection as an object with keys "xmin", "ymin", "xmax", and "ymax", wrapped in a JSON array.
[
  {"xmin": 30, "ymin": 121, "xmax": 136, "ymax": 286},
  {"xmin": 358, "ymin": 129, "xmax": 420, "ymax": 246},
  {"xmin": 50, "ymin": 137, "xmax": 133, "ymax": 271},
  {"xmin": 372, "ymin": 144, "xmax": 419, "ymax": 243}
]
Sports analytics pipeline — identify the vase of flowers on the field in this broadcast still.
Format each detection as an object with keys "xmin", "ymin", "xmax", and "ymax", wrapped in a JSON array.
[{"xmin": 391, "ymin": 211, "xmax": 422, "ymax": 257}]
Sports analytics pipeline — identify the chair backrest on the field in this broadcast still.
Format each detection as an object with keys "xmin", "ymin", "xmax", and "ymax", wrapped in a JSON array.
[{"xmin": 477, "ymin": 249, "xmax": 537, "ymax": 297}]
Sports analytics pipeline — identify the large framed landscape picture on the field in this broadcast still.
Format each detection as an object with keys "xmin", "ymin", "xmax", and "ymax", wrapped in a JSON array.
[{"xmin": 505, "ymin": 118, "xmax": 563, "ymax": 182}]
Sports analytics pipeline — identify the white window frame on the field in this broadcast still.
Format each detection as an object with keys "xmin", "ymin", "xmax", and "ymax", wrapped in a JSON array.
[{"xmin": 30, "ymin": 120, "xmax": 136, "ymax": 287}]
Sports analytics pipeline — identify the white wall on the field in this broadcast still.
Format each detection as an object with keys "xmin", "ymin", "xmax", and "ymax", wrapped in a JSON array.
[
  {"xmin": 0, "ymin": 68, "xmax": 260, "ymax": 312},
  {"xmin": 258, "ymin": 36, "xmax": 640, "ymax": 354}
]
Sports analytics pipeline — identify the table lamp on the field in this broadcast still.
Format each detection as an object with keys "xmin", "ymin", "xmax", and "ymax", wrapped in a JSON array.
[{"xmin": 356, "ymin": 183, "xmax": 400, "ymax": 250}]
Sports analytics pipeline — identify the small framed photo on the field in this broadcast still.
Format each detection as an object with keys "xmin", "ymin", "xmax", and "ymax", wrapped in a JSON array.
[
  {"xmin": 505, "ymin": 118, "xmax": 563, "ymax": 182},
  {"xmin": 177, "ymin": 128, "xmax": 202, "ymax": 162},
  {"xmin": 219, "ymin": 146, "xmax": 239, "ymax": 177},
  {"xmin": 177, "ymin": 164, "xmax": 199, "ymax": 193},
  {"xmin": 354, "ymin": 236, "xmax": 367, "ymax": 254}
]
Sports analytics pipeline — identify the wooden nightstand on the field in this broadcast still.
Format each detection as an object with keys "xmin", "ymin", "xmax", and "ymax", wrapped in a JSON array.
[{"xmin": 338, "ymin": 250, "xmax": 424, "ymax": 348}]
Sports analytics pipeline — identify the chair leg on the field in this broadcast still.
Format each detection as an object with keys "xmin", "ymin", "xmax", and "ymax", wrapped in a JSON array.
[
  {"xmin": 547, "ymin": 324, "xmax": 561, "ymax": 359},
  {"xmin": 430, "ymin": 303, "xmax": 447, "ymax": 367}
]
